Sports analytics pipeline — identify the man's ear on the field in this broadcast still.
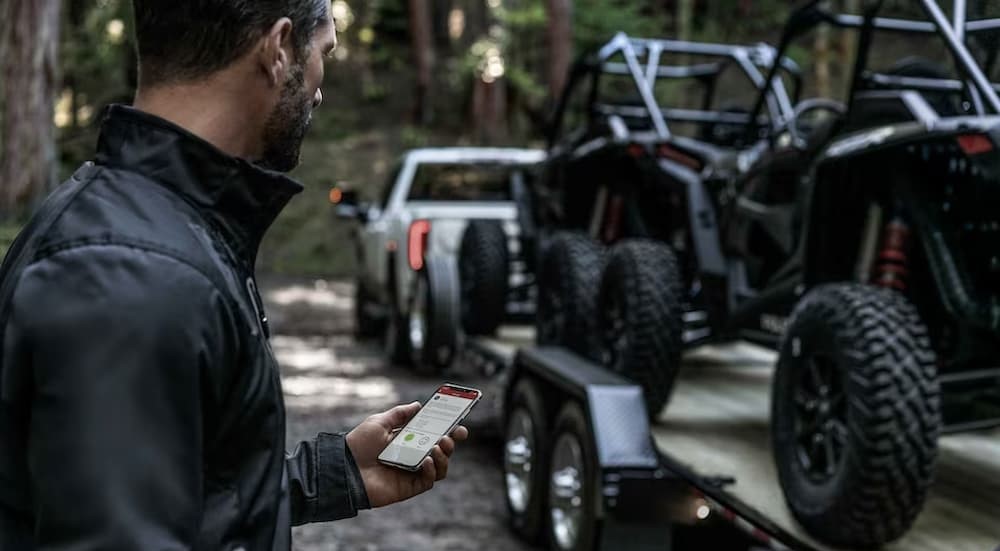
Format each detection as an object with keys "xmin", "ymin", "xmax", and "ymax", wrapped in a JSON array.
[{"xmin": 259, "ymin": 17, "xmax": 294, "ymax": 86}]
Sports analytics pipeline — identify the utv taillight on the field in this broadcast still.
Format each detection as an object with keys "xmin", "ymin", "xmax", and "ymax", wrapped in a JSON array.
[
  {"xmin": 627, "ymin": 143, "xmax": 647, "ymax": 158},
  {"xmin": 957, "ymin": 134, "xmax": 994, "ymax": 156},
  {"xmin": 408, "ymin": 219, "xmax": 431, "ymax": 271},
  {"xmin": 656, "ymin": 144, "xmax": 702, "ymax": 171}
]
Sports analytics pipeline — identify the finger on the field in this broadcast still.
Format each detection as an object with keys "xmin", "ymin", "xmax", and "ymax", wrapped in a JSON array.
[
  {"xmin": 438, "ymin": 435, "xmax": 455, "ymax": 457},
  {"xmin": 420, "ymin": 456, "xmax": 437, "ymax": 486},
  {"xmin": 450, "ymin": 425, "xmax": 469, "ymax": 442},
  {"xmin": 370, "ymin": 402, "xmax": 421, "ymax": 430},
  {"xmin": 430, "ymin": 445, "xmax": 449, "ymax": 481}
]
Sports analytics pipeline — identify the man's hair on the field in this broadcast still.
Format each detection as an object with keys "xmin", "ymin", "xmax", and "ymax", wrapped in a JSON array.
[{"xmin": 131, "ymin": 0, "xmax": 329, "ymax": 86}]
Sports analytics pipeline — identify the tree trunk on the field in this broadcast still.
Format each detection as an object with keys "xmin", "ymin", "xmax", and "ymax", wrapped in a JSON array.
[
  {"xmin": 814, "ymin": 22, "xmax": 831, "ymax": 99},
  {"xmin": 409, "ymin": 0, "xmax": 435, "ymax": 126},
  {"xmin": 676, "ymin": 0, "xmax": 694, "ymax": 42},
  {"xmin": 1, "ymin": 0, "xmax": 60, "ymax": 218},
  {"xmin": 546, "ymin": 0, "xmax": 572, "ymax": 101}
]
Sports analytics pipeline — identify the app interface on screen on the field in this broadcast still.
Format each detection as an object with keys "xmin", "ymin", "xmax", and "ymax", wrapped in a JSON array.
[{"xmin": 380, "ymin": 387, "xmax": 476, "ymax": 467}]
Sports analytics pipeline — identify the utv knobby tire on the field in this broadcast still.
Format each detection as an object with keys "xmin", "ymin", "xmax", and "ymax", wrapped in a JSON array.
[
  {"xmin": 536, "ymin": 232, "xmax": 604, "ymax": 361},
  {"xmin": 773, "ymin": 284, "xmax": 940, "ymax": 548},
  {"xmin": 459, "ymin": 220, "xmax": 509, "ymax": 336},
  {"xmin": 409, "ymin": 254, "xmax": 460, "ymax": 373},
  {"xmin": 597, "ymin": 240, "xmax": 684, "ymax": 417}
]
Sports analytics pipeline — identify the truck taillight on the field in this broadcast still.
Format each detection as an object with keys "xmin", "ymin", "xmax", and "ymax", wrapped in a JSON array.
[
  {"xmin": 408, "ymin": 220, "xmax": 431, "ymax": 271},
  {"xmin": 957, "ymin": 134, "xmax": 994, "ymax": 156}
]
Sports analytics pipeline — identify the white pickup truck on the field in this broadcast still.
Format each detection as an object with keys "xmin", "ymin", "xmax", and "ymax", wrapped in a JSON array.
[{"xmin": 333, "ymin": 147, "xmax": 544, "ymax": 370}]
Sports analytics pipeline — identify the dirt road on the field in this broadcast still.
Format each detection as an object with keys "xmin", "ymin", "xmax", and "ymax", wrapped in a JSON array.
[{"xmin": 261, "ymin": 278, "xmax": 536, "ymax": 551}]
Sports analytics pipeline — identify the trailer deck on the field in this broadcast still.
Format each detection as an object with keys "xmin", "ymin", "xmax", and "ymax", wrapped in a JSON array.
[
  {"xmin": 474, "ymin": 328, "xmax": 1000, "ymax": 550},
  {"xmin": 654, "ymin": 344, "xmax": 1000, "ymax": 551}
]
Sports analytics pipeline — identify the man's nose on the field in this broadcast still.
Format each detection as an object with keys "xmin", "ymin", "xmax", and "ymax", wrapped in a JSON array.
[{"xmin": 313, "ymin": 89, "xmax": 323, "ymax": 109}]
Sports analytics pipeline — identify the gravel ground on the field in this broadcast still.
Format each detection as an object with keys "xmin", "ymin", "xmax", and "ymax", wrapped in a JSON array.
[{"xmin": 261, "ymin": 277, "xmax": 538, "ymax": 551}]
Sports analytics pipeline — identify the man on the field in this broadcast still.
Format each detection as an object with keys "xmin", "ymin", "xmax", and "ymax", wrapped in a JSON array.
[{"xmin": 0, "ymin": 1, "xmax": 467, "ymax": 549}]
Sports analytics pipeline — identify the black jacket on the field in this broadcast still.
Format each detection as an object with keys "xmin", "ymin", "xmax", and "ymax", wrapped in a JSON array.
[{"xmin": 0, "ymin": 106, "xmax": 368, "ymax": 550}]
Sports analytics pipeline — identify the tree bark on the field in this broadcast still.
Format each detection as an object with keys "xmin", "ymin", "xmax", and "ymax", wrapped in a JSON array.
[
  {"xmin": 676, "ymin": 0, "xmax": 694, "ymax": 42},
  {"xmin": 1, "ymin": 0, "xmax": 61, "ymax": 218},
  {"xmin": 814, "ymin": 22, "xmax": 832, "ymax": 99},
  {"xmin": 546, "ymin": 0, "xmax": 573, "ymax": 101},
  {"xmin": 409, "ymin": 0, "xmax": 435, "ymax": 126}
]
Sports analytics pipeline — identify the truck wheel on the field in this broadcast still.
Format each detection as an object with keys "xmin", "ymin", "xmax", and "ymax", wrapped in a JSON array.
[
  {"xmin": 504, "ymin": 379, "xmax": 549, "ymax": 542},
  {"xmin": 354, "ymin": 280, "xmax": 383, "ymax": 339},
  {"xmin": 408, "ymin": 254, "xmax": 460, "ymax": 372},
  {"xmin": 773, "ymin": 284, "xmax": 940, "ymax": 547},
  {"xmin": 597, "ymin": 240, "xmax": 684, "ymax": 418},
  {"xmin": 459, "ymin": 220, "xmax": 509, "ymax": 335},
  {"xmin": 547, "ymin": 402, "xmax": 597, "ymax": 551},
  {"xmin": 385, "ymin": 285, "xmax": 411, "ymax": 367},
  {"xmin": 536, "ymin": 232, "xmax": 604, "ymax": 361}
]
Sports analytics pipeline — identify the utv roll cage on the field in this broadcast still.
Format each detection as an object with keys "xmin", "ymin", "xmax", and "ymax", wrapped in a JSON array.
[
  {"xmin": 547, "ymin": 34, "xmax": 803, "ymax": 148},
  {"xmin": 748, "ymin": 0, "xmax": 1000, "ymax": 128}
]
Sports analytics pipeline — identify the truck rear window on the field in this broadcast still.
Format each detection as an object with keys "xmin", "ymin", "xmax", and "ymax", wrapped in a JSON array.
[{"xmin": 407, "ymin": 163, "xmax": 515, "ymax": 201}]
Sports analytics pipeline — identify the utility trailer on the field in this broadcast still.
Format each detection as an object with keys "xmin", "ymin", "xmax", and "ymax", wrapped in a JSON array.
[{"xmin": 473, "ymin": 329, "xmax": 1000, "ymax": 551}]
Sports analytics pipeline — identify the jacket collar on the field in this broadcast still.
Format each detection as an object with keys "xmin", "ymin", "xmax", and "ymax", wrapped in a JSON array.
[{"xmin": 94, "ymin": 105, "xmax": 303, "ymax": 264}]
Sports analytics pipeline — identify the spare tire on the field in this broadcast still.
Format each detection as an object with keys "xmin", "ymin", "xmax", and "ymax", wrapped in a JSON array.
[
  {"xmin": 536, "ymin": 232, "xmax": 604, "ymax": 361},
  {"xmin": 408, "ymin": 254, "xmax": 460, "ymax": 373},
  {"xmin": 773, "ymin": 283, "xmax": 940, "ymax": 547},
  {"xmin": 597, "ymin": 239, "xmax": 684, "ymax": 417},
  {"xmin": 459, "ymin": 220, "xmax": 510, "ymax": 336}
]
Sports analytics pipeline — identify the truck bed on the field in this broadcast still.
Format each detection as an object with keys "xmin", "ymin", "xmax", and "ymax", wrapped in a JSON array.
[{"xmin": 653, "ymin": 344, "xmax": 1000, "ymax": 551}]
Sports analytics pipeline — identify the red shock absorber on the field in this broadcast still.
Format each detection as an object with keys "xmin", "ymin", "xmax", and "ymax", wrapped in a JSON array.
[{"xmin": 871, "ymin": 216, "xmax": 911, "ymax": 291}]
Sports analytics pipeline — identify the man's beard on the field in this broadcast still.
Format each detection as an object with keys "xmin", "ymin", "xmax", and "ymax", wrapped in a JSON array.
[{"xmin": 258, "ymin": 64, "xmax": 312, "ymax": 173}]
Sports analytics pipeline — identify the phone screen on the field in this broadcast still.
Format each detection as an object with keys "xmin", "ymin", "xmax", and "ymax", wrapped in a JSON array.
[{"xmin": 378, "ymin": 384, "xmax": 481, "ymax": 470}]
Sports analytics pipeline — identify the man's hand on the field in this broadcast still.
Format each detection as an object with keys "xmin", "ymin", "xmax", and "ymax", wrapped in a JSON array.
[{"xmin": 346, "ymin": 402, "xmax": 469, "ymax": 508}]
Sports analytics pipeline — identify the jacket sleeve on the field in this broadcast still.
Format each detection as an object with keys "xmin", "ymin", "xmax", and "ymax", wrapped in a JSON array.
[
  {"xmin": 3, "ymin": 245, "xmax": 237, "ymax": 550},
  {"xmin": 286, "ymin": 432, "xmax": 371, "ymax": 526}
]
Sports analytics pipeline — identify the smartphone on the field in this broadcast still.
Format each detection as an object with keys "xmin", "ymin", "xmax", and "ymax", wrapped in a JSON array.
[{"xmin": 377, "ymin": 383, "xmax": 482, "ymax": 472}]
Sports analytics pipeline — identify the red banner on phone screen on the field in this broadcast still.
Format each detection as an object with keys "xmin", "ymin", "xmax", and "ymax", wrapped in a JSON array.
[{"xmin": 437, "ymin": 386, "xmax": 478, "ymax": 399}]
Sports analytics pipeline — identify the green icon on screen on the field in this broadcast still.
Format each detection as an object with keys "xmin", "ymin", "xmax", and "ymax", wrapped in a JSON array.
[{"xmin": 404, "ymin": 433, "xmax": 415, "ymax": 442}]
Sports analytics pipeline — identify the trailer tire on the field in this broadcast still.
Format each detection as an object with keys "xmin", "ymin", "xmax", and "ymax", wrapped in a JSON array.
[
  {"xmin": 773, "ymin": 284, "xmax": 940, "ymax": 547},
  {"xmin": 408, "ymin": 254, "xmax": 460, "ymax": 372},
  {"xmin": 597, "ymin": 240, "xmax": 684, "ymax": 418},
  {"xmin": 547, "ymin": 402, "xmax": 597, "ymax": 551},
  {"xmin": 536, "ymin": 232, "xmax": 604, "ymax": 361},
  {"xmin": 354, "ymin": 280, "xmax": 384, "ymax": 339},
  {"xmin": 504, "ymin": 379, "xmax": 550, "ymax": 543},
  {"xmin": 459, "ymin": 220, "xmax": 510, "ymax": 336}
]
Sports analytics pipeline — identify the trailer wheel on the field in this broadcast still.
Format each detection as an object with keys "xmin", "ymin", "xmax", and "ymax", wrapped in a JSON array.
[
  {"xmin": 504, "ymin": 379, "xmax": 549, "ymax": 542},
  {"xmin": 354, "ymin": 280, "xmax": 384, "ymax": 339},
  {"xmin": 597, "ymin": 240, "xmax": 684, "ymax": 417},
  {"xmin": 773, "ymin": 284, "xmax": 940, "ymax": 547},
  {"xmin": 547, "ymin": 402, "xmax": 597, "ymax": 551},
  {"xmin": 459, "ymin": 220, "xmax": 510, "ymax": 335},
  {"xmin": 536, "ymin": 232, "xmax": 604, "ymax": 361},
  {"xmin": 408, "ymin": 254, "xmax": 460, "ymax": 372}
]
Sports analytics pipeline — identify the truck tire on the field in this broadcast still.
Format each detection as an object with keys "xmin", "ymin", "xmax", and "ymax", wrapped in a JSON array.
[
  {"xmin": 354, "ymin": 280, "xmax": 383, "ymax": 339},
  {"xmin": 772, "ymin": 284, "xmax": 940, "ymax": 547},
  {"xmin": 459, "ymin": 220, "xmax": 509, "ymax": 336},
  {"xmin": 536, "ymin": 232, "xmax": 604, "ymax": 361},
  {"xmin": 504, "ymin": 379, "xmax": 550, "ymax": 543},
  {"xmin": 408, "ymin": 254, "xmax": 460, "ymax": 372},
  {"xmin": 384, "ymin": 274, "xmax": 411, "ymax": 367},
  {"xmin": 597, "ymin": 240, "xmax": 684, "ymax": 418},
  {"xmin": 547, "ymin": 402, "xmax": 597, "ymax": 551}
]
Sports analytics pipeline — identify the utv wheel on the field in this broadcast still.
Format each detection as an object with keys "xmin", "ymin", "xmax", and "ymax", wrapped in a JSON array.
[
  {"xmin": 536, "ymin": 232, "xmax": 604, "ymax": 361},
  {"xmin": 773, "ymin": 284, "xmax": 940, "ymax": 547},
  {"xmin": 597, "ymin": 240, "xmax": 684, "ymax": 417},
  {"xmin": 354, "ymin": 280, "xmax": 383, "ymax": 339},
  {"xmin": 547, "ymin": 403, "xmax": 597, "ymax": 551},
  {"xmin": 408, "ymin": 254, "xmax": 460, "ymax": 372},
  {"xmin": 504, "ymin": 379, "xmax": 550, "ymax": 543},
  {"xmin": 459, "ymin": 220, "xmax": 509, "ymax": 336}
]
